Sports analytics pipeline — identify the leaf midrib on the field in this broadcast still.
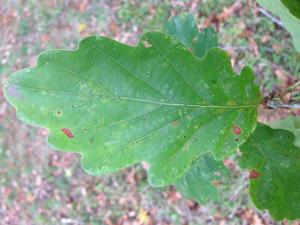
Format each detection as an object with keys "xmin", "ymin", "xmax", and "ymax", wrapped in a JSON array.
[{"xmin": 10, "ymin": 84, "xmax": 257, "ymax": 109}]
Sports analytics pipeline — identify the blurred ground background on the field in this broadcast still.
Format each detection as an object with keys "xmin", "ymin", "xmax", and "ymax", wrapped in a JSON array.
[{"xmin": 0, "ymin": 0, "xmax": 300, "ymax": 224}]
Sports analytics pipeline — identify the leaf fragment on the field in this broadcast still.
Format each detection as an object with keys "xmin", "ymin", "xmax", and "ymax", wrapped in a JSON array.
[
  {"xmin": 271, "ymin": 116, "xmax": 300, "ymax": 147},
  {"xmin": 257, "ymin": 0, "xmax": 300, "ymax": 52},
  {"xmin": 239, "ymin": 123, "xmax": 300, "ymax": 220},
  {"xmin": 175, "ymin": 153, "xmax": 229, "ymax": 203},
  {"xmin": 165, "ymin": 13, "xmax": 218, "ymax": 58},
  {"xmin": 281, "ymin": 0, "xmax": 300, "ymax": 20}
]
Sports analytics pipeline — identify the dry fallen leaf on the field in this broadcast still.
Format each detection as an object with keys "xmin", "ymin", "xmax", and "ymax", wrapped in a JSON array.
[
  {"xmin": 77, "ymin": 23, "xmax": 87, "ymax": 33},
  {"xmin": 138, "ymin": 208, "xmax": 151, "ymax": 225},
  {"xmin": 217, "ymin": 0, "xmax": 242, "ymax": 21}
]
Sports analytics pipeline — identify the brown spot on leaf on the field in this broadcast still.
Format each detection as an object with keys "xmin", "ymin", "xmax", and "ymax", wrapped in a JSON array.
[
  {"xmin": 172, "ymin": 121, "xmax": 178, "ymax": 127},
  {"xmin": 61, "ymin": 128, "xmax": 74, "ymax": 139},
  {"xmin": 249, "ymin": 169, "xmax": 260, "ymax": 179},
  {"xmin": 233, "ymin": 125, "xmax": 241, "ymax": 135}
]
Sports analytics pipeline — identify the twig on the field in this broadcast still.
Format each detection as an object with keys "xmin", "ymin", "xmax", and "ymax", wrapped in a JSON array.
[
  {"xmin": 61, "ymin": 218, "xmax": 83, "ymax": 225},
  {"xmin": 267, "ymin": 99, "xmax": 300, "ymax": 109},
  {"xmin": 229, "ymin": 173, "xmax": 249, "ymax": 202},
  {"xmin": 258, "ymin": 6, "xmax": 284, "ymax": 28},
  {"xmin": 222, "ymin": 45, "xmax": 248, "ymax": 51},
  {"xmin": 282, "ymin": 80, "xmax": 300, "ymax": 95}
]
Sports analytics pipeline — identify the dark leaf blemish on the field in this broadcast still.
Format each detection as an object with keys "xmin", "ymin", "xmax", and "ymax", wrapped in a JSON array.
[
  {"xmin": 249, "ymin": 169, "xmax": 260, "ymax": 179},
  {"xmin": 61, "ymin": 128, "xmax": 74, "ymax": 138},
  {"xmin": 233, "ymin": 125, "xmax": 241, "ymax": 135}
]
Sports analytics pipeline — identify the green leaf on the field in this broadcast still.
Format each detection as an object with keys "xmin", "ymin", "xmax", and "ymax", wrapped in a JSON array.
[
  {"xmin": 257, "ymin": 0, "xmax": 300, "ymax": 52},
  {"xmin": 271, "ymin": 116, "xmax": 300, "ymax": 147},
  {"xmin": 165, "ymin": 14, "xmax": 218, "ymax": 58},
  {"xmin": 4, "ymin": 32, "xmax": 261, "ymax": 186},
  {"xmin": 175, "ymin": 153, "xmax": 229, "ymax": 203},
  {"xmin": 281, "ymin": 0, "xmax": 300, "ymax": 20},
  {"xmin": 239, "ymin": 123, "xmax": 300, "ymax": 220}
]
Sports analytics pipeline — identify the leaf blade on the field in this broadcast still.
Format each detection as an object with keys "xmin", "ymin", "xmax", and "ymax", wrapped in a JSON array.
[
  {"xmin": 239, "ymin": 123, "xmax": 300, "ymax": 220},
  {"xmin": 281, "ymin": 0, "xmax": 300, "ymax": 20},
  {"xmin": 165, "ymin": 14, "xmax": 218, "ymax": 58},
  {"xmin": 271, "ymin": 116, "xmax": 300, "ymax": 147},
  {"xmin": 175, "ymin": 153, "xmax": 229, "ymax": 203},
  {"xmin": 4, "ymin": 32, "xmax": 261, "ymax": 186}
]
